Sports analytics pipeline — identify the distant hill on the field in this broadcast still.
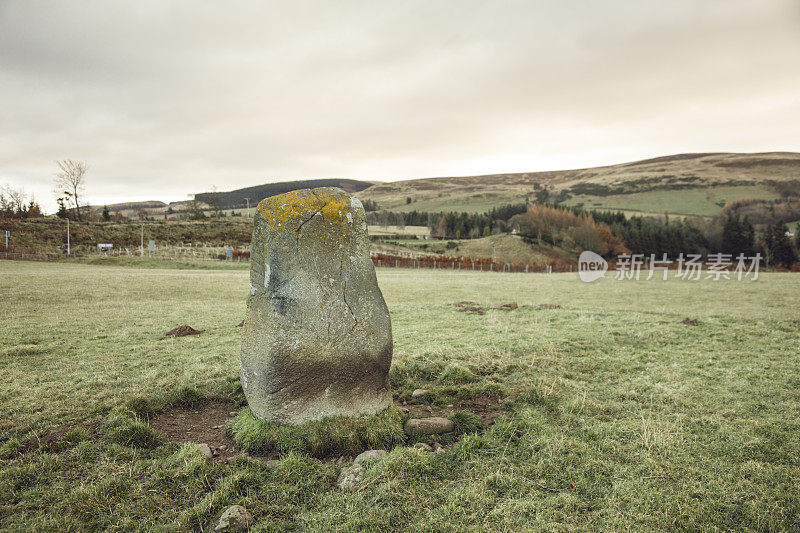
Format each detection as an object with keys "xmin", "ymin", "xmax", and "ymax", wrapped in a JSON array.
[
  {"xmin": 356, "ymin": 152, "xmax": 800, "ymax": 217},
  {"xmin": 86, "ymin": 199, "xmax": 207, "ymax": 218},
  {"xmin": 195, "ymin": 179, "xmax": 374, "ymax": 210}
]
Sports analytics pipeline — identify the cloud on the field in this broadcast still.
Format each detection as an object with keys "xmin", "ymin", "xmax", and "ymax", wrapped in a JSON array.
[{"xmin": 1, "ymin": 0, "xmax": 798, "ymax": 211}]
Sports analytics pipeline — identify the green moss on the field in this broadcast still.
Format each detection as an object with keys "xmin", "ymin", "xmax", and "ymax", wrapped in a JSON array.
[{"xmin": 229, "ymin": 407, "xmax": 406, "ymax": 457}]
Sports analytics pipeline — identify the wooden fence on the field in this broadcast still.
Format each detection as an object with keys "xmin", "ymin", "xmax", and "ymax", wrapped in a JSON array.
[{"xmin": 369, "ymin": 252, "xmax": 572, "ymax": 273}]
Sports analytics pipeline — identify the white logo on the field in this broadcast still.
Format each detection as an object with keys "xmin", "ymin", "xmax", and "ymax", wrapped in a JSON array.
[{"xmin": 578, "ymin": 251, "xmax": 607, "ymax": 282}]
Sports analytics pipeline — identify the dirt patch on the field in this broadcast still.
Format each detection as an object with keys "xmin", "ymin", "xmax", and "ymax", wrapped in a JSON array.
[
  {"xmin": 455, "ymin": 301, "xmax": 519, "ymax": 314},
  {"xmin": 454, "ymin": 301, "xmax": 485, "ymax": 315},
  {"xmin": 401, "ymin": 392, "xmax": 505, "ymax": 423},
  {"xmin": 21, "ymin": 421, "xmax": 99, "ymax": 455},
  {"xmin": 150, "ymin": 401, "xmax": 239, "ymax": 462},
  {"xmin": 537, "ymin": 303, "xmax": 561, "ymax": 310},
  {"xmin": 453, "ymin": 392, "xmax": 506, "ymax": 421},
  {"xmin": 165, "ymin": 325, "xmax": 203, "ymax": 337},
  {"xmin": 681, "ymin": 318, "xmax": 699, "ymax": 326},
  {"xmin": 236, "ymin": 320, "xmax": 244, "ymax": 327}
]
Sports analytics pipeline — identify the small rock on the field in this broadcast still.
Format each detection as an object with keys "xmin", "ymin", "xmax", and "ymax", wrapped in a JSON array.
[
  {"xmin": 218, "ymin": 444, "xmax": 227, "ymax": 451},
  {"xmin": 405, "ymin": 417, "xmax": 454, "ymax": 435},
  {"xmin": 229, "ymin": 411, "xmax": 238, "ymax": 417},
  {"xmin": 236, "ymin": 320, "xmax": 244, "ymax": 327},
  {"xmin": 213, "ymin": 424, "xmax": 224, "ymax": 429},
  {"xmin": 411, "ymin": 389, "xmax": 429, "ymax": 398},
  {"xmin": 337, "ymin": 463, "xmax": 364, "ymax": 490},
  {"xmin": 447, "ymin": 404, "xmax": 454, "ymax": 408},
  {"xmin": 354, "ymin": 449, "xmax": 386, "ymax": 465},
  {"xmin": 197, "ymin": 443, "xmax": 213, "ymax": 459},
  {"xmin": 412, "ymin": 442, "xmax": 433, "ymax": 452},
  {"xmin": 434, "ymin": 445, "xmax": 445, "ymax": 454},
  {"xmin": 212, "ymin": 505, "xmax": 252, "ymax": 532}
]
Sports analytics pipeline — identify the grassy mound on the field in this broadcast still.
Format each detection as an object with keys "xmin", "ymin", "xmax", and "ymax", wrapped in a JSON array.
[
  {"xmin": 100, "ymin": 408, "xmax": 161, "ymax": 449},
  {"xmin": 229, "ymin": 407, "xmax": 406, "ymax": 457}
]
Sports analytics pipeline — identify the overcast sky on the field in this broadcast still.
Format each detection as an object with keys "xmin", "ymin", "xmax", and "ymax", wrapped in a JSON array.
[{"xmin": 2, "ymin": 1, "xmax": 799, "ymax": 212}]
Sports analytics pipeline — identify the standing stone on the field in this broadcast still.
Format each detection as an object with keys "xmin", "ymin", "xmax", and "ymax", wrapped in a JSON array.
[{"xmin": 241, "ymin": 187, "xmax": 393, "ymax": 424}]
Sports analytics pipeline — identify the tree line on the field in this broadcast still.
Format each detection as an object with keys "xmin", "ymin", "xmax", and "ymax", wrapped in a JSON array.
[
  {"xmin": 366, "ymin": 201, "xmax": 799, "ymax": 267},
  {"xmin": 0, "ymin": 185, "xmax": 42, "ymax": 219}
]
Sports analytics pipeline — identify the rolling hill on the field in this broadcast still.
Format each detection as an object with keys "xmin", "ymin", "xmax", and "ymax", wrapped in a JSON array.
[
  {"xmin": 195, "ymin": 179, "xmax": 374, "ymax": 210},
  {"xmin": 87, "ymin": 153, "xmax": 800, "ymax": 220},
  {"xmin": 356, "ymin": 152, "xmax": 800, "ymax": 217}
]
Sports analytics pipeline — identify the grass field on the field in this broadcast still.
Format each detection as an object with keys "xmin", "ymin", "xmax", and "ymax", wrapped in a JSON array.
[
  {"xmin": 371, "ymin": 194, "xmax": 523, "ymax": 214},
  {"xmin": 1, "ymin": 261, "xmax": 799, "ymax": 531},
  {"xmin": 357, "ymin": 152, "xmax": 799, "ymax": 217},
  {"xmin": 563, "ymin": 185, "xmax": 780, "ymax": 218},
  {"xmin": 403, "ymin": 234, "xmax": 575, "ymax": 264}
]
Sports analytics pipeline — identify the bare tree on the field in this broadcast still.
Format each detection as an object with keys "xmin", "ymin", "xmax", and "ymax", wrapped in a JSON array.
[
  {"xmin": 0, "ymin": 184, "xmax": 42, "ymax": 218},
  {"xmin": 54, "ymin": 160, "xmax": 88, "ymax": 220},
  {"xmin": 1, "ymin": 184, "xmax": 26, "ymax": 214},
  {"xmin": 209, "ymin": 186, "xmax": 223, "ymax": 217}
]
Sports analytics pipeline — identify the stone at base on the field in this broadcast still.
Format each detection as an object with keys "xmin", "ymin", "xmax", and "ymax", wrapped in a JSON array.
[
  {"xmin": 404, "ymin": 417, "xmax": 454, "ymax": 435},
  {"xmin": 213, "ymin": 505, "xmax": 252, "ymax": 532},
  {"xmin": 354, "ymin": 449, "xmax": 387, "ymax": 465},
  {"xmin": 338, "ymin": 463, "xmax": 365, "ymax": 490}
]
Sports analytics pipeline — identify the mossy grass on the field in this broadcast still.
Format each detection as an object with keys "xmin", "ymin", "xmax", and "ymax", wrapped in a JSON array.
[
  {"xmin": 449, "ymin": 411, "xmax": 483, "ymax": 435},
  {"xmin": 100, "ymin": 408, "xmax": 161, "ymax": 449},
  {"xmin": 229, "ymin": 406, "xmax": 406, "ymax": 457},
  {"xmin": 3, "ymin": 262, "xmax": 800, "ymax": 530}
]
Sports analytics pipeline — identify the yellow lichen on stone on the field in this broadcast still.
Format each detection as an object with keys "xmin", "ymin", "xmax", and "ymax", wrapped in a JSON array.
[{"xmin": 256, "ymin": 188, "xmax": 355, "ymax": 232}]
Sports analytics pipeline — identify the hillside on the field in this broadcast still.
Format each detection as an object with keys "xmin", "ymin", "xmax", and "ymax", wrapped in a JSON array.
[
  {"xmin": 195, "ymin": 179, "xmax": 374, "ymax": 210},
  {"xmin": 1, "ymin": 218, "xmax": 253, "ymax": 254},
  {"xmin": 87, "ymin": 199, "xmax": 208, "ymax": 218},
  {"xmin": 405, "ymin": 234, "xmax": 575, "ymax": 265},
  {"xmin": 356, "ymin": 152, "xmax": 800, "ymax": 216}
]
